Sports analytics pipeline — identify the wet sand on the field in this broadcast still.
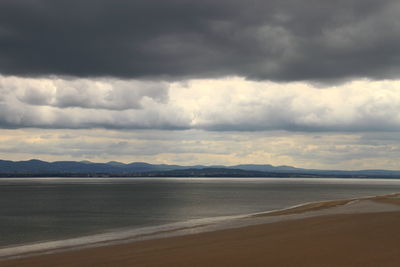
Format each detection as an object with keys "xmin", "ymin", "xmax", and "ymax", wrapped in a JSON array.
[{"xmin": 1, "ymin": 194, "xmax": 400, "ymax": 267}]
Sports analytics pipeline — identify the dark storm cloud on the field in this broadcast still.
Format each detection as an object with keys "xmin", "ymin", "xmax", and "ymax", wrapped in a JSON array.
[{"xmin": 0, "ymin": 0, "xmax": 399, "ymax": 81}]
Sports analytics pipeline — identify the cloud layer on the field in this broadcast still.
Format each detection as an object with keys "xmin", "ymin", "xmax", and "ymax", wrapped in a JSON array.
[
  {"xmin": 1, "ymin": 76, "xmax": 400, "ymax": 132},
  {"xmin": 0, "ymin": 76, "xmax": 188, "ymax": 129},
  {"xmin": 178, "ymin": 79, "xmax": 400, "ymax": 132},
  {"xmin": 1, "ymin": 0, "xmax": 400, "ymax": 81}
]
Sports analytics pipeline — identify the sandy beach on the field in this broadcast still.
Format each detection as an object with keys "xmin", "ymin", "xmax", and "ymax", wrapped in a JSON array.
[{"xmin": 1, "ymin": 193, "xmax": 400, "ymax": 267}]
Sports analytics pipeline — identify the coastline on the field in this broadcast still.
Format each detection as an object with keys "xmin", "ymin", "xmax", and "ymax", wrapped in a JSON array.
[{"xmin": 1, "ymin": 193, "xmax": 400, "ymax": 266}]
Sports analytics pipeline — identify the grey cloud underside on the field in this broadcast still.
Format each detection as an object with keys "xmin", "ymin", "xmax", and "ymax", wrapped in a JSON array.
[
  {"xmin": 0, "ymin": 103, "xmax": 190, "ymax": 130},
  {"xmin": 1, "ymin": 0, "xmax": 400, "ymax": 81}
]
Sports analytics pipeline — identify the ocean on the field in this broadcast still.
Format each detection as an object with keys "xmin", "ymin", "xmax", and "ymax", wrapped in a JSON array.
[{"xmin": 1, "ymin": 177, "xmax": 400, "ymax": 248}]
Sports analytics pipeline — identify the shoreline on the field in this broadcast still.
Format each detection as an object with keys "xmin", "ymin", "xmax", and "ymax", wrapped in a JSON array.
[
  {"xmin": 0, "ymin": 193, "xmax": 385, "ymax": 256},
  {"xmin": 1, "ymin": 193, "xmax": 400, "ymax": 266},
  {"xmin": 1, "ymin": 192, "xmax": 400, "ymax": 264}
]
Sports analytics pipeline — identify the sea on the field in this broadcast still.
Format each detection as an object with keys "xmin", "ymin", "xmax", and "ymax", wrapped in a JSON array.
[{"xmin": 1, "ymin": 177, "xmax": 400, "ymax": 249}]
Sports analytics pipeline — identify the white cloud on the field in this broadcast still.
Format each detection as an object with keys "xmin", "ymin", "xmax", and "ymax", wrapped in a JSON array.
[
  {"xmin": 0, "ymin": 76, "xmax": 188, "ymax": 129},
  {"xmin": 1, "ymin": 75, "xmax": 400, "ymax": 132},
  {"xmin": 12, "ymin": 77, "xmax": 169, "ymax": 110},
  {"xmin": 171, "ymin": 78, "xmax": 400, "ymax": 132}
]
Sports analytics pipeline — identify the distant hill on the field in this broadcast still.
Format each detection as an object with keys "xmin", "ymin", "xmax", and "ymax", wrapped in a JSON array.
[
  {"xmin": 0, "ymin": 159, "xmax": 400, "ymax": 178},
  {"xmin": 0, "ymin": 159, "xmax": 203, "ymax": 176}
]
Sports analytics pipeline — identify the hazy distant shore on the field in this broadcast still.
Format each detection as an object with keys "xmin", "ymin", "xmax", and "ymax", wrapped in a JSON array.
[
  {"xmin": 2, "ymin": 172, "xmax": 400, "ymax": 179},
  {"xmin": 2, "ymin": 159, "xmax": 400, "ymax": 179},
  {"xmin": 1, "ymin": 193, "xmax": 400, "ymax": 267}
]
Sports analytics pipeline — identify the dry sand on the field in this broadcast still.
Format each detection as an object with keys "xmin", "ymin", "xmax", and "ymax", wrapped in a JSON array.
[{"xmin": 1, "ymin": 194, "xmax": 400, "ymax": 267}]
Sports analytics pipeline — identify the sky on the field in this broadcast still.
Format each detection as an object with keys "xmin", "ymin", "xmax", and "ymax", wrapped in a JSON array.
[{"xmin": 0, "ymin": 0, "xmax": 400, "ymax": 169}]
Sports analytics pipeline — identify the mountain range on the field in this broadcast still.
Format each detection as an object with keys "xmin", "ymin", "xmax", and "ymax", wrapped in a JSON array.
[{"xmin": 1, "ymin": 159, "xmax": 400, "ymax": 178}]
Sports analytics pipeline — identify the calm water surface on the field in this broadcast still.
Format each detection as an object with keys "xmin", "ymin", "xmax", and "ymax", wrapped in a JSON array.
[{"xmin": 1, "ymin": 177, "xmax": 400, "ymax": 247}]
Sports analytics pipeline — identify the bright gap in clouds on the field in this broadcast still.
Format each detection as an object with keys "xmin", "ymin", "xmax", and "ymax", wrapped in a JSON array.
[
  {"xmin": 0, "ymin": 76, "xmax": 400, "ymax": 170},
  {"xmin": 0, "ymin": 128, "xmax": 400, "ymax": 170}
]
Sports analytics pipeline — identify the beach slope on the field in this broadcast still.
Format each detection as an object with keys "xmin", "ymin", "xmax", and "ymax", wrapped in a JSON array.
[{"xmin": 1, "ymin": 194, "xmax": 400, "ymax": 267}]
